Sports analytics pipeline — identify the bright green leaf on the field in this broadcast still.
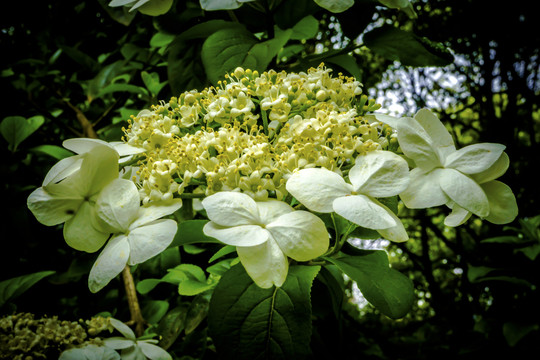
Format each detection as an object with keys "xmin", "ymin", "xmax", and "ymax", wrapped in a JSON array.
[
  {"xmin": 208, "ymin": 264, "xmax": 320, "ymax": 360},
  {"xmin": 325, "ymin": 251, "xmax": 414, "ymax": 319}
]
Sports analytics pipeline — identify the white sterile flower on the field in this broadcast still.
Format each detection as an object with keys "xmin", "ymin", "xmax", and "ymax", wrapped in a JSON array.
[
  {"xmin": 378, "ymin": 108, "xmax": 518, "ymax": 226},
  {"xmin": 103, "ymin": 318, "xmax": 172, "ymax": 360},
  {"xmin": 42, "ymin": 138, "xmax": 145, "ymax": 186},
  {"xmin": 88, "ymin": 178, "xmax": 182, "ymax": 292},
  {"xmin": 27, "ymin": 144, "xmax": 119, "ymax": 252},
  {"xmin": 286, "ymin": 150, "xmax": 410, "ymax": 242},
  {"xmin": 201, "ymin": 191, "xmax": 329, "ymax": 288}
]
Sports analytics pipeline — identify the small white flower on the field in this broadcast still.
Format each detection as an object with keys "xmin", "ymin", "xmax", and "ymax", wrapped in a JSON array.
[
  {"xmin": 201, "ymin": 192, "xmax": 329, "ymax": 288},
  {"xmin": 286, "ymin": 150, "xmax": 410, "ymax": 242},
  {"xmin": 27, "ymin": 144, "xmax": 120, "ymax": 252},
  {"xmin": 88, "ymin": 179, "xmax": 182, "ymax": 292},
  {"xmin": 377, "ymin": 109, "xmax": 518, "ymax": 226}
]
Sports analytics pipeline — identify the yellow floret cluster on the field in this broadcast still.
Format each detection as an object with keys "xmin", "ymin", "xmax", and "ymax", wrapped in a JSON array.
[{"xmin": 122, "ymin": 64, "xmax": 392, "ymax": 203}]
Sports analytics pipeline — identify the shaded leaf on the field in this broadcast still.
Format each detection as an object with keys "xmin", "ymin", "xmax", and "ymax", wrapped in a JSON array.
[
  {"xmin": 1, "ymin": 115, "xmax": 45, "ymax": 152},
  {"xmin": 364, "ymin": 25, "xmax": 454, "ymax": 67},
  {"xmin": 170, "ymin": 220, "xmax": 221, "ymax": 247},
  {"xmin": 0, "ymin": 270, "xmax": 55, "ymax": 309}
]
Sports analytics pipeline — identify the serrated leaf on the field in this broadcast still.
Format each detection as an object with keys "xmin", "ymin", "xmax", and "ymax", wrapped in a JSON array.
[
  {"xmin": 0, "ymin": 270, "xmax": 55, "ymax": 309},
  {"xmin": 364, "ymin": 25, "xmax": 454, "ymax": 67},
  {"xmin": 208, "ymin": 264, "xmax": 320, "ymax": 360},
  {"xmin": 1, "ymin": 115, "xmax": 45, "ymax": 152},
  {"xmin": 325, "ymin": 251, "xmax": 414, "ymax": 318}
]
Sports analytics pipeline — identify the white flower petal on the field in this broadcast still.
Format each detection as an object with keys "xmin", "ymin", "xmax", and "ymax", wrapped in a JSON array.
[
  {"xmin": 27, "ymin": 187, "xmax": 82, "ymax": 226},
  {"xmin": 103, "ymin": 337, "xmax": 136, "ymax": 350},
  {"xmin": 413, "ymin": 108, "xmax": 456, "ymax": 160},
  {"xmin": 256, "ymin": 200, "xmax": 294, "ymax": 224},
  {"xmin": 439, "ymin": 168, "xmax": 489, "ymax": 218},
  {"xmin": 444, "ymin": 143, "xmax": 506, "ymax": 174},
  {"xmin": 42, "ymin": 154, "xmax": 82, "ymax": 186},
  {"xmin": 76, "ymin": 145, "xmax": 119, "ymax": 196},
  {"xmin": 201, "ymin": 191, "xmax": 260, "ymax": 226},
  {"xmin": 138, "ymin": 341, "xmax": 172, "ymax": 360},
  {"xmin": 472, "ymin": 152, "xmax": 510, "ymax": 184},
  {"xmin": 129, "ymin": 199, "xmax": 182, "ymax": 229},
  {"xmin": 399, "ymin": 168, "xmax": 449, "ymax": 209},
  {"xmin": 482, "ymin": 180, "xmax": 518, "ymax": 225},
  {"xmin": 203, "ymin": 222, "xmax": 269, "ymax": 247},
  {"xmin": 370, "ymin": 113, "xmax": 400, "ymax": 129},
  {"xmin": 109, "ymin": 318, "xmax": 137, "ymax": 340},
  {"xmin": 286, "ymin": 168, "xmax": 353, "ymax": 213},
  {"xmin": 372, "ymin": 199, "xmax": 409, "ymax": 242},
  {"xmin": 266, "ymin": 211, "xmax": 329, "ymax": 261},
  {"xmin": 63, "ymin": 201, "xmax": 110, "ymax": 252},
  {"xmin": 63, "ymin": 138, "xmax": 109, "ymax": 154},
  {"xmin": 444, "ymin": 203, "xmax": 472, "ymax": 227},
  {"xmin": 96, "ymin": 179, "xmax": 141, "ymax": 232},
  {"xmin": 236, "ymin": 239, "xmax": 288, "ymax": 288},
  {"xmin": 349, "ymin": 150, "xmax": 410, "ymax": 197},
  {"xmin": 127, "ymin": 219, "xmax": 178, "ymax": 265},
  {"xmin": 332, "ymin": 195, "xmax": 395, "ymax": 230},
  {"xmin": 109, "ymin": 142, "xmax": 146, "ymax": 156},
  {"xmin": 88, "ymin": 235, "xmax": 130, "ymax": 293},
  {"xmin": 395, "ymin": 116, "xmax": 442, "ymax": 171}
]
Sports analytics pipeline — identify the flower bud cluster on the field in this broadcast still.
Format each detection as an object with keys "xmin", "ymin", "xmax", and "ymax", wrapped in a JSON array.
[
  {"xmin": 0, "ymin": 313, "xmax": 103, "ymax": 360},
  {"xmin": 124, "ymin": 64, "xmax": 388, "ymax": 202}
]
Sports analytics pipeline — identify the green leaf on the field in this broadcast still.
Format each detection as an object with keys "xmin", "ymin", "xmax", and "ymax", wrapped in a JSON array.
[
  {"xmin": 1, "ymin": 115, "xmax": 45, "ymax": 152},
  {"xmin": 157, "ymin": 304, "xmax": 189, "ymax": 350},
  {"xmin": 141, "ymin": 71, "xmax": 167, "ymax": 97},
  {"xmin": 96, "ymin": 83, "xmax": 148, "ymax": 99},
  {"xmin": 0, "ymin": 270, "xmax": 55, "ymax": 309},
  {"xmin": 142, "ymin": 300, "xmax": 170, "ymax": 325},
  {"xmin": 208, "ymin": 245, "xmax": 236, "ymax": 263},
  {"xmin": 150, "ymin": 32, "xmax": 175, "ymax": 48},
  {"xmin": 325, "ymin": 54, "xmax": 363, "ymax": 81},
  {"xmin": 290, "ymin": 15, "xmax": 319, "ymax": 40},
  {"xmin": 86, "ymin": 60, "xmax": 127, "ymax": 102},
  {"xmin": 201, "ymin": 26, "xmax": 292, "ymax": 84},
  {"xmin": 170, "ymin": 220, "xmax": 221, "ymax": 247},
  {"xmin": 481, "ymin": 236, "xmax": 523, "ymax": 245},
  {"xmin": 185, "ymin": 294, "xmax": 210, "ymax": 335},
  {"xmin": 324, "ymin": 251, "xmax": 414, "ymax": 318},
  {"xmin": 364, "ymin": 25, "xmax": 454, "ymax": 67},
  {"xmin": 503, "ymin": 322, "xmax": 540, "ymax": 347},
  {"xmin": 167, "ymin": 20, "xmax": 245, "ymax": 94},
  {"xmin": 30, "ymin": 144, "xmax": 74, "ymax": 160},
  {"xmin": 208, "ymin": 264, "xmax": 320, "ymax": 360}
]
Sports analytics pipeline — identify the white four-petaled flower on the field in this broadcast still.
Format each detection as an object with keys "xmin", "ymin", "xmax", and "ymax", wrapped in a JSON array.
[
  {"xmin": 286, "ymin": 150, "xmax": 410, "ymax": 242},
  {"xmin": 378, "ymin": 109, "xmax": 518, "ymax": 226},
  {"xmin": 202, "ymin": 191, "xmax": 329, "ymax": 288},
  {"xmin": 88, "ymin": 178, "xmax": 182, "ymax": 292},
  {"xmin": 27, "ymin": 145, "xmax": 120, "ymax": 252}
]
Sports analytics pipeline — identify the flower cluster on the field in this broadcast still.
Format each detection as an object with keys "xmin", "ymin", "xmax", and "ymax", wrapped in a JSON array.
[{"xmin": 27, "ymin": 65, "xmax": 518, "ymax": 289}]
